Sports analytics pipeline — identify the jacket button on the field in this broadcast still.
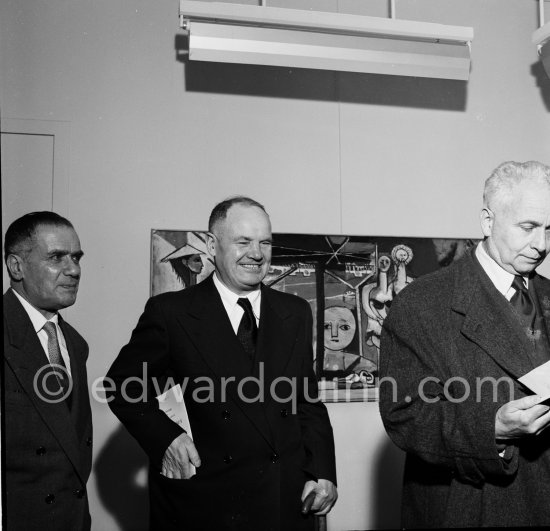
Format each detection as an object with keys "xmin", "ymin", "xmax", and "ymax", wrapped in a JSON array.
[
  {"xmin": 36, "ymin": 446, "xmax": 47, "ymax": 455},
  {"xmin": 222, "ymin": 410, "xmax": 231, "ymax": 420},
  {"xmin": 74, "ymin": 489, "xmax": 86, "ymax": 499},
  {"xmin": 86, "ymin": 437, "xmax": 92, "ymax": 447},
  {"xmin": 270, "ymin": 453, "xmax": 279, "ymax": 463},
  {"xmin": 280, "ymin": 409, "xmax": 288, "ymax": 418},
  {"xmin": 45, "ymin": 494, "xmax": 55, "ymax": 504},
  {"xmin": 223, "ymin": 455, "xmax": 233, "ymax": 464}
]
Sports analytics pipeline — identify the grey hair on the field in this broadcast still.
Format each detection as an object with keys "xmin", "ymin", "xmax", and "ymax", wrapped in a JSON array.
[{"xmin": 483, "ymin": 161, "xmax": 550, "ymax": 210}]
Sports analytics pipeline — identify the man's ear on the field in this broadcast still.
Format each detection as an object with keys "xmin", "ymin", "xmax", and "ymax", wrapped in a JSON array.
[
  {"xmin": 480, "ymin": 207, "xmax": 494, "ymax": 238},
  {"xmin": 6, "ymin": 254, "xmax": 25, "ymax": 281},
  {"xmin": 205, "ymin": 232, "xmax": 216, "ymax": 258}
]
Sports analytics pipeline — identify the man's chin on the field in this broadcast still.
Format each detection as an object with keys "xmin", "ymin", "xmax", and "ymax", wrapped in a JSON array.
[
  {"xmin": 243, "ymin": 279, "xmax": 264, "ymax": 290},
  {"xmin": 57, "ymin": 296, "xmax": 78, "ymax": 309},
  {"xmin": 515, "ymin": 261, "xmax": 541, "ymax": 275},
  {"xmin": 240, "ymin": 269, "xmax": 267, "ymax": 283}
]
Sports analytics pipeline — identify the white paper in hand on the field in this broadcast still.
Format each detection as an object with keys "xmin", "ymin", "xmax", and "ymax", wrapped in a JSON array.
[
  {"xmin": 157, "ymin": 385, "xmax": 196, "ymax": 477},
  {"xmin": 518, "ymin": 360, "xmax": 550, "ymax": 403}
]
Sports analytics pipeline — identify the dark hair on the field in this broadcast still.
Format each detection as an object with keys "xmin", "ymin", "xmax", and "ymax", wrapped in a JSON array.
[
  {"xmin": 208, "ymin": 196, "xmax": 267, "ymax": 232},
  {"xmin": 4, "ymin": 211, "xmax": 74, "ymax": 263}
]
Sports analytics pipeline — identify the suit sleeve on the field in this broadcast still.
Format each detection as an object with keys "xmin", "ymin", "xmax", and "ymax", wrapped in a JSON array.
[
  {"xmin": 297, "ymin": 301, "xmax": 337, "ymax": 485},
  {"xmin": 379, "ymin": 294, "xmax": 518, "ymax": 486},
  {"xmin": 106, "ymin": 297, "xmax": 185, "ymax": 468}
]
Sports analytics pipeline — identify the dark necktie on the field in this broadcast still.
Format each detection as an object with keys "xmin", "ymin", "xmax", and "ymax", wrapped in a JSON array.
[
  {"xmin": 237, "ymin": 298, "xmax": 257, "ymax": 359},
  {"xmin": 43, "ymin": 321, "xmax": 72, "ymax": 399},
  {"xmin": 510, "ymin": 275, "xmax": 536, "ymax": 329}
]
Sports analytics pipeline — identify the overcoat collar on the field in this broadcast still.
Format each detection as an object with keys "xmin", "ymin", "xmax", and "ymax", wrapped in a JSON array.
[
  {"xmin": 532, "ymin": 273, "xmax": 550, "ymax": 323},
  {"xmin": 449, "ymin": 251, "xmax": 539, "ymax": 379},
  {"xmin": 175, "ymin": 275, "xmax": 295, "ymax": 450},
  {"xmin": 3, "ymin": 289, "xmax": 87, "ymax": 483}
]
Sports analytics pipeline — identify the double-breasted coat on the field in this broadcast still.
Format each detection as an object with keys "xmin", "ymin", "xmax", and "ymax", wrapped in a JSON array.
[
  {"xmin": 107, "ymin": 275, "xmax": 336, "ymax": 531},
  {"xmin": 379, "ymin": 250, "xmax": 550, "ymax": 528},
  {"xmin": 3, "ymin": 289, "xmax": 93, "ymax": 531}
]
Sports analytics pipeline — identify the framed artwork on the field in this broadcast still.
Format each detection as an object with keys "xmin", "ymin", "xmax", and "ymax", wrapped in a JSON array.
[{"xmin": 151, "ymin": 230, "xmax": 477, "ymax": 402}]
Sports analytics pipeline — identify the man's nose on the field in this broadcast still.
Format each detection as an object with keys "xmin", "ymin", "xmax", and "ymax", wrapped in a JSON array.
[
  {"xmin": 64, "ymin": 258, "xmax": 81, "ymax": 277},
  {"xmin": 331, "ymin": 325, "xmax": 338, "ymax": 338},
  {"xmin": 248, "ymin": 242, "xmax": 262, "ymax": 259},
  {"xmin": 532, "ymin": 228, "xmax": 548, "ymax": 254}
]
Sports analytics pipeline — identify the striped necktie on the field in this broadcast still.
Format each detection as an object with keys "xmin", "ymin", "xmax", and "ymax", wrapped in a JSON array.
[{"xmin": 43, "ymin": 321, "xmax": 72, "ymax": 400}]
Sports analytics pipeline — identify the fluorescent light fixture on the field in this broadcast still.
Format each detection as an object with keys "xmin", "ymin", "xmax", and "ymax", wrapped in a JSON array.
[{"xmin": 179, "ymin": 1, "xmax": 473, "ymax": 80}]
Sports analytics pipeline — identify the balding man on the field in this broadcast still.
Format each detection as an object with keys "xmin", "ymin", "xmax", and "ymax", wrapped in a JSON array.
[
  {"xmin": 380, "ymin": 161, "xmax": 550, "ymax": 528},
  {"xmin": 107, "ymin": 196, "xmax": 337, "ymax": 531}
]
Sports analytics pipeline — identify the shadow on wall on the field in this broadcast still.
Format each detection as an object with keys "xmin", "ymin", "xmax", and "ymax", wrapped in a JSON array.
[
  {"xmin": 531, "ymin": 60, "xmax": 550, "ymax": 111},
  {"xmin": 174, "ymin": 35, "xmax": 468, "ymax": 111},
  {"xmin": 371, "ymin": 438, "xmax": 406, "ymax": 529},
  {"xmin": 95, "ymin": 427, "xmax": 149, "ymax": 531}
]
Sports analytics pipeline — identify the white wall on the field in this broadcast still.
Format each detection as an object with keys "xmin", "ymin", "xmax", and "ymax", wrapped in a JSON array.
[{"xmin": 1, "ymin": 1, "xmax": 549, "ymax": 529}]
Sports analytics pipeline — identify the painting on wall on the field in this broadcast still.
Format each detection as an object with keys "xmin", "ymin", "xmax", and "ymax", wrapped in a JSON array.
[{"xmin": 151, "ymin": 230, "xmax": 478, "ymax": 402}]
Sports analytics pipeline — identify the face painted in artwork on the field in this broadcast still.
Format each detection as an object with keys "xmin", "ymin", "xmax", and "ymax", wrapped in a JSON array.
[
  {"xmin": 324, "ymin": 306, "xmax": 357, "ymax": 351},
  {"xmin": 362, "ymin": 284, "xmax": 390, "ymax": 349},
  {"xmin": 182, "ymin": 253, "xmax": 204, "ymax": 274}
]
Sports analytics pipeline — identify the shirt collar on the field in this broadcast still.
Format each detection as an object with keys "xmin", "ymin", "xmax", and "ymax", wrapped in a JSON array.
[
  {"xmin": 213, "ymin": 272, "xmax": 261, "ymax": 311},
  {"xmin": 475, "ymin": 241, "xmax": 527, "ymax": 296},
  {"xmin": 11, "ymin": 288, "xmax": 59, "ymax": 332}
]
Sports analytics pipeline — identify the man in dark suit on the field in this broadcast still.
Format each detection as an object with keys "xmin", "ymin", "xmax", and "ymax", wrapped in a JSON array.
[
  {"xmin": 3, "ymin": 212, "xmax": 93, "ymax": 531},
  {"xmin": 380, "ymin": 161, "xmax": 550, "ymax": 528},
  {"xmin": 107, "ymin": 196, "xmax": 337, "ymax": 530}
]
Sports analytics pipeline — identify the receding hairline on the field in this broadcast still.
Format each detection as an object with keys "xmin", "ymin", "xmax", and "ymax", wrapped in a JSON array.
[
  {"xmin": 208, "ymin": 196, "xmax": 269, "ymax": 233},
  {"xmin": 483, "ymin": 160, "xmax": 550, "ymax": 211},
  {"xmin": 11, "ymin": 222, "xmax": 77, "ymax": 252}
]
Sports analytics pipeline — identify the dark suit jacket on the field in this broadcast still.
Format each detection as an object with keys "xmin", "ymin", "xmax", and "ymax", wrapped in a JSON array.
[
  {"xmin": 3, "ymin": 290, "xmax": 93, "ymax": 531},
  {"xmin": 379, "ymin": 250, "xmax": 550, "ymax": 528},
  {"xmin": 107, "ymin": 276, "xmax": 336, "ymax": 531}
]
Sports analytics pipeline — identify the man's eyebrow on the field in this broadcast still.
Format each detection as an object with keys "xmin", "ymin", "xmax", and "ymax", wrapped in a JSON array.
[
  {"xmin": 518, "ymin": 220, "xmax": 541, "ymax": 226},
  {"xmin": 47, "ymin": 249, "xmax": 85, "ymax": 257}
]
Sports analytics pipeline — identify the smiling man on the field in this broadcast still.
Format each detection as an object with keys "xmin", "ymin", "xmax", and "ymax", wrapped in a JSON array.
[
  {"xmin": 107, "ymin": 196, "xmax": 337, "ymax": 531},
  {"xmin": 380, "ymin": 161, "xmax": 550, "ymax": 528},
  {"xmin": 3, "ymin": 211, "xmax": 93, "ymax": 531}
]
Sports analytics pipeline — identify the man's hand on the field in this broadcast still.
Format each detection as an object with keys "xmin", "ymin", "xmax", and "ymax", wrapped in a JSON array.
[
  {"xmin": 495, "ymin": 394, "xmax": 550, "ymax": 440},
  {"xmin": 160, "ymin": 432, "xmax": 201, "ymax": 479},
  {"xmin": 300, "ymin": 479, "xmax": 338, "ymax": 516}
]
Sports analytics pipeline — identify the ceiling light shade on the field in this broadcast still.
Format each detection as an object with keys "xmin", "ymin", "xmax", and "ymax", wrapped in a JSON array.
[{"xmin": 179, "ymin": 1, "xmax": 473, "ymax": 80}]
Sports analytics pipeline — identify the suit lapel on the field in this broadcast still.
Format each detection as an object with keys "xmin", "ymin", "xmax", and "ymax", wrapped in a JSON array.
[
  {"xmin": 256, "ymin": 286, "xmax": 295, "ymax": 389},
  {"xmin": 59, "ymin": 317, "xmax": 90, "ymax": 440},
  {"xmin": 179, "ymin": 277, "xmax": 252, "ymax": 382},
  {"xmin": 175, "ymin": 277, "xmax": 276, "ymax": 450},
  {"xmin": 3, "ymin": 290, "xmax": 86, "ymax": 483},
  {"xmin": 451, "ymin": 253, "xmax": 535, "ymax": 379},
  {"xmin": 532, "ymin": 273, "xmax": 550, "ymax": 330}
]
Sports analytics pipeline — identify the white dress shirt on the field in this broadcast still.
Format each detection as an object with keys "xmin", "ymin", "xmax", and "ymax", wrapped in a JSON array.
[
  {"xmin": 11, "ymin": 288, "xmax": 72, "ymax": 375},
  {"xmin": 475, "ymin": 242, "xmax": 528, "ymax": 301},
  {"xmin": 213, "ymin": 273, "xmax": 261, "ymax": 333}
]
